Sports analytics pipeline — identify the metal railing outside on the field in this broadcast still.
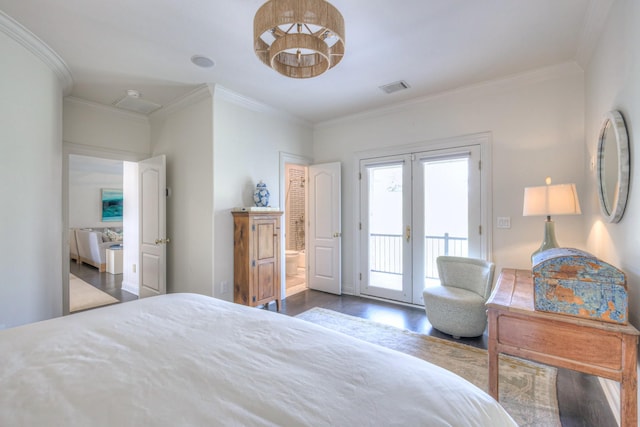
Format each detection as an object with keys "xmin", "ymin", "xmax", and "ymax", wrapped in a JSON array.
[{"xmin": 369, "ymin": 233, "xmax": 468, "ymax": 278}]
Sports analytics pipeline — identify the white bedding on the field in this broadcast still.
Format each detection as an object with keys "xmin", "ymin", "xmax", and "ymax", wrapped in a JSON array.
[{"xmin": 0, "ymin": 294, "xmax": 516, "ymax": 426}]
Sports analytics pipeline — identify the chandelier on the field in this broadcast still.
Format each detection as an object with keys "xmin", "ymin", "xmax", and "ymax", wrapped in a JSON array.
[{"xmin": 254, "ymin": 0, "xmax": 345, "ymax": 79}]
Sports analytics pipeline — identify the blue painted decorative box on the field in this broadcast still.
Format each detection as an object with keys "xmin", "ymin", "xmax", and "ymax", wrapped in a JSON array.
[{"xmin": 532, "ymin": 248, "xmax": 627, "ymax": 324}]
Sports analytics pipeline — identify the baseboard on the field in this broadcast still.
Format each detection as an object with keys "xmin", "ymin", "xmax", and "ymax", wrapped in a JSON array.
[
  {"xmin": 598, "ymin": 362, "xmax": 640, "ymax": 427},
  {"xmin": 599, "ymin": 377, "xmax": 620, "ymax": 426},
  {"xmin": 121, "ymin": 280, "xmax": 139, "ymax": 296}
]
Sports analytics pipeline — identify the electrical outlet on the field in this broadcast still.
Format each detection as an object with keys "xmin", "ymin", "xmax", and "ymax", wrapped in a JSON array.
[
  {"xmin": 221, "ymin": 281, "xmax": 229, "ymax": 293},
  {"xmin": 497, "ymin": 217, "xmax": 511, "ymax": 229},
  {"xmin": 132, "ymin": 264, "xmax": 136, "ymax": 273}
]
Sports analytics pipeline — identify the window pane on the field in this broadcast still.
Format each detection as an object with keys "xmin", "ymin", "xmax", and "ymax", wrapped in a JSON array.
[
  {"xmin": 423, "ymin": 157, "xmax": 469, "ymax": 287},
  {"xmin": 368, "ymin": 164, "xmax": 403, "ymax": 291}
]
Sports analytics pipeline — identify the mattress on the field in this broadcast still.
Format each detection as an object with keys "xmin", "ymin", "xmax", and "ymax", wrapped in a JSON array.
[{"xmin": 0, "ymin": 293, "xmax": 516, "ymax": 426}]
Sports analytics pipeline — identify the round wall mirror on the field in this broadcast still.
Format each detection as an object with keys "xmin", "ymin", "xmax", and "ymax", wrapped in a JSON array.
[{"xmin": 596, "ymin": 110, "xmax": 630, "ymax": 223}]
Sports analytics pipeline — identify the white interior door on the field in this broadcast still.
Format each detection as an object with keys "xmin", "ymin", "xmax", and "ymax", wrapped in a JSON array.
[
  {"xmin": 138, "ymin": 155, "xmax": 167, "ymax": 298},
  {"xmin": 308, "ymin": 162, "xmax": 341, "ymax": 294}
]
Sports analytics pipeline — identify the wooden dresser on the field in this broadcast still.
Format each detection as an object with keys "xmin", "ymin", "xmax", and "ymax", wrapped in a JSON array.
[
  {"xmin": 487, "ymin": 268, "xmax": 639, "ymax": 427},
  {"xmin": 232, "ymin": 210, "xmax": 283, "ymax": 311}
]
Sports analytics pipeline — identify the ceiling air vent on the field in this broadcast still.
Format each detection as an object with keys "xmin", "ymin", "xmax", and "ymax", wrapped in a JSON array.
[
  {"xmin": 379, "ymin": 80, "xmax": 411, "ymax": 94},
  {"xmin": 114, "ymin": 90, "xmax": 162, "ymax": 114}
]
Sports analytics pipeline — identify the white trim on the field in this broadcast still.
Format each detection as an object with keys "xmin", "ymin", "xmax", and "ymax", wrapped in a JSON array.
[
  {"xmin": 316, "ymin": 62, "xmax": 582, "ymax": 129},
  {"xmin": 352, "ymin": 132, "xmax": 493, "ymax": 301},
  {"xmin": 121, "ymin": 281, "xmax": 139, "ymax": 296},
  {"xmin": 150, "ymin": 84, "xmax": 213, "ymax": 121},
  {"xmin": 214, "ymin": 84, "xmax": 312, "ymax": 128},
  {"xmin": 64, "ymin": 96, "xmax": 149, "ymax": 123},
  {"xmin": 0, "ymin": 10, "xmax": 73, "ymax": 95},
  {"xmin": 63, "ymin": 141, "xmax": 150, "ymax": 161},
  {"xmin": 279, "ymin": 152, "xmax": 312, "ymax": 301},
  {"xmin": 598, "ymin": 377, "xmax": 621, "ymax": 426}
]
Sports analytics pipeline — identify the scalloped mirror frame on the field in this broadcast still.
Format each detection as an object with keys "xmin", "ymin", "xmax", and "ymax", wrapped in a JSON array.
[{"xmin": 596, "ymin": 110, "xmax": 630, "ymax": 223}]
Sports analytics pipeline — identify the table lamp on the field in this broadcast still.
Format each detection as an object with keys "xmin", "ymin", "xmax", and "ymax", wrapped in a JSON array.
[{"xmin": 523, "ymin": 177, "xmax": 581, "ymax": 260}]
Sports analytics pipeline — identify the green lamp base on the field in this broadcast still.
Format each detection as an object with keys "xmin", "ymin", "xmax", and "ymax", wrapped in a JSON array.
[{"xmin": 531, "ymin": 217, "xmax": 559, "ymax": 262}]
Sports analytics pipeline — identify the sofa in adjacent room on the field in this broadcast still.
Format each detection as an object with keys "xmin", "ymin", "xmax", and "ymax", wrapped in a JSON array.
[{"xmin": 73, "ymin": 228, "xmax": 122, "ymax": 272}]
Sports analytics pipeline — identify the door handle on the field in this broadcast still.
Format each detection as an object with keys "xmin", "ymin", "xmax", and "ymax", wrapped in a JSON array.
[
  {"xmin": 333, "ymin": 232, "xmax": 342, "ymax": 238},
  {"xmin": 405, "ymin": 226, "xmax": 411, "ymax": 242}
]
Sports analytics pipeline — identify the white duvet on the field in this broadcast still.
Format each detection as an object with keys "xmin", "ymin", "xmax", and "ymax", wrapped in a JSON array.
[{"xmin": 0, "ymin": 294, "xmax": 516, "ymax": 426}]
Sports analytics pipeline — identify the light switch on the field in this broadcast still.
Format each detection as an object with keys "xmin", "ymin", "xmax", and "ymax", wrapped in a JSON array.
[{"xmin": 497, "ymin": 217, "xmax": 511, "ymax": 229}]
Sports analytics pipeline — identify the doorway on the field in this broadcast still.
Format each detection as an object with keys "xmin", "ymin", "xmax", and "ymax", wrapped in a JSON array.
[
  {"xmin": 358, "ymin": 136, "xmax": 490, "ymax": 305},
  {"xmin": 67, "ymin": 154, "xmax": 135, "ymax": 309},
  {"xmin": 63, "ymin": 143, "xmax": 152, "ymax": 314},
  {"xmin": 284, "ymin": 163, "xmax": 308, "ymax": 297}
]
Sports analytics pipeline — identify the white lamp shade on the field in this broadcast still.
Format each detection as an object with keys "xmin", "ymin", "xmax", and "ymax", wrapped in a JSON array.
[{"xmin": 523, "ymin": 183, "xmax": 581, "ymax": 216}]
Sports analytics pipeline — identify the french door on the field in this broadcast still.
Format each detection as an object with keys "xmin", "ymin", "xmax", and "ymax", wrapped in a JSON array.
[{"xmin": 359, "ymin": 145, "xmax": 483, "ymax": 305}]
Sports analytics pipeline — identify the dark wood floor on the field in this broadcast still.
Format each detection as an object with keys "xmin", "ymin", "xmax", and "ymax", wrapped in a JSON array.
[
  {"xmin": 69, "ymin": 261, "xmax": 137, "ymax": 303},
  {"xmin": 71, "ymin": 265, "xmax": 615, "ymax": 427}
]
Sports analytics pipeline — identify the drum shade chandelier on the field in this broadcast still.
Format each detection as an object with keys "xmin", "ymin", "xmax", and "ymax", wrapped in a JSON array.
[{"xmin": 254, "ymin": 0, "xmax": 345, "ymax": 78}]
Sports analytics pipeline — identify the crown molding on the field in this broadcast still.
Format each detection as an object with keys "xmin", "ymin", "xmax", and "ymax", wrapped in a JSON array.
[
  {"xmin": 213, "ymin": 84, "xmax": 312, "ymax": 128},
  {"xmin": 0, "ymin": 10, "xmax": 73, "ymax": 95},
  {"xmin": 575, "ymin": 0, "xmax": 615, "ymax": 67},
  {"xmin": 64, "ymin": 96, "xmax": 149, "ymax": 123},
  {"xmin": 316, "ymin": 61, "xmax": 584, "ymax": 129},
  {"xmin": 149, "ymin": 84, "xmax": 212, "ymax": 121}
]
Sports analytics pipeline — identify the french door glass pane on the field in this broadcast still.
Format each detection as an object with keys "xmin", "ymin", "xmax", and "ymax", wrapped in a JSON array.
[
  {"xmin": 423, "ymin": 157, "xmax": 469, "ymax": 288},
  {"xmin": 368, "ymin": 164, "xmax": 403, "ymax": 291}
]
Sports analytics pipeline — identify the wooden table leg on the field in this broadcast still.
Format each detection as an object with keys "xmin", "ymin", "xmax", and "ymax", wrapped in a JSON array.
[
  {"xmin": 620, "ymin": 335, "xmax": 638, "ymax": 427},
  {"xmin": 488, "ymin": 310, "xmax": 499, "ymax": 400}
]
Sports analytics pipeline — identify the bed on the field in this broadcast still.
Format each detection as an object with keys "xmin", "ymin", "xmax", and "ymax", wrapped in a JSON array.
[{"xmin": 0, "ymin": 293, "xmax": 516, "ymax": 426}]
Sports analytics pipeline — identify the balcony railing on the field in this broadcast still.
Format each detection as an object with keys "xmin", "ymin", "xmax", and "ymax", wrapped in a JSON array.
[{"xmin": 369, "ymin": 233, "xmax": 468, "ymax": 279}]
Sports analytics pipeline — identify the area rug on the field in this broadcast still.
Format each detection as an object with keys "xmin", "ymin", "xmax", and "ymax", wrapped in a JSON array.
[
  {"xmin": 296, "ymin": 307, "xmax": 560, "ymax": 427},
  {"xmin": 69, "ymin": 274, "xmax": 118, "ymax": 312}
]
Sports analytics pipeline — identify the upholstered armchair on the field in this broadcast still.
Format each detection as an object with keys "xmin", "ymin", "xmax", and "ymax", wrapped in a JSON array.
[{"xmin": 423, "ymin": 256, "xmax": 496, "ymax": 338}]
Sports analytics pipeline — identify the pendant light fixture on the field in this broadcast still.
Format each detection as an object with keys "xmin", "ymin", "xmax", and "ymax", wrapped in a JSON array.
[{"xmin": 254, "ymin": 0, "xmax": 345, "ymax": 79}]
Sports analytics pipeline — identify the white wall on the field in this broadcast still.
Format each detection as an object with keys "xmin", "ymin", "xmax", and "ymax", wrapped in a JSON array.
[
  {"xmin": 0, "ymin": 26, "xmax": 64, "ymax": 327},
  {"xmin": 314, "ymin": 64, "xmax": 585, "ymax": 294},
  {"xmin": 69, "ymin": 156, "xmax": 123, "ymax": 228},
  {"xmin": 122, "ymin": 161, "xmax": 140, "ymax": 295},
  {"xmin": 64, "ymin": 97, "xmax": 151, "ymax": 155},
  {"xmin": 212, "ymin": 86, "xmax": 314, "ymax": 301},
  {"xmin": 150, "ymin": 86, "xmax": 214, "ymax": 296},
  {"xmin": 585, "ymin": 0, "xmax": 640, "ymax": 327}
]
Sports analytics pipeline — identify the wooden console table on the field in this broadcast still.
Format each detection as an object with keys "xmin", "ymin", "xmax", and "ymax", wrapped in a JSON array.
[{"xmin": 487, "ymin": 268, "xmax": 639, "ymax": 427}]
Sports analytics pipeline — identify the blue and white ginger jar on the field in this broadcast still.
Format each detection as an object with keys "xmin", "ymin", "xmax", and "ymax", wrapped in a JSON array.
[{"xmin": 253, "ymin": 180, "xmax": 270, "ymax": 207}]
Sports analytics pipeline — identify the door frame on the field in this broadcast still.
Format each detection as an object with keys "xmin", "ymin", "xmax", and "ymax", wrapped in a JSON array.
[
  {"xmin": 352, "ymin": 132, "xmax": 493, "ymax": 300},
  {"xmin": 63, "ymin": 142, "xmax": 148, "ymax": 315},
  {"xmin": 279, "ymin": 152, "xmax": 312, "ymax": 301},
  {"xmin": 359, "ymin": 154, "xmax": 413, "ymax": 302}
]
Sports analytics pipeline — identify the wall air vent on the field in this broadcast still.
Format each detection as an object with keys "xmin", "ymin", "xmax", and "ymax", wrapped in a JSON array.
[
  {"xmin": 379, "ymin": 80, "xmax": 411, "ymax": 94},
  {"xmin": 114, "ymin": 90, "xmax": 162, "ymax": 114}
]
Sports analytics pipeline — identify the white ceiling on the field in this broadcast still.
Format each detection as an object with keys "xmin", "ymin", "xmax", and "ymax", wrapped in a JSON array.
[{"xmin": 0, "ymin": 0, "xmax": 609, "ymax": 124}]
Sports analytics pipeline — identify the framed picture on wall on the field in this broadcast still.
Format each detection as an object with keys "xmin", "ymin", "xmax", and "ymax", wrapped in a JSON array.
[{"xmin": 101, "ymin": 188, "xmax": 123, "ymax": 222}]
